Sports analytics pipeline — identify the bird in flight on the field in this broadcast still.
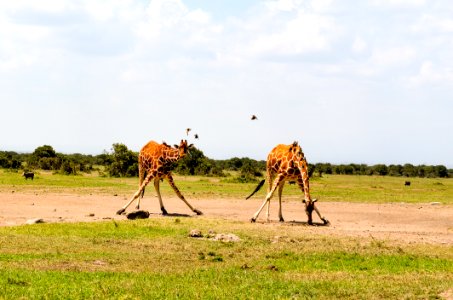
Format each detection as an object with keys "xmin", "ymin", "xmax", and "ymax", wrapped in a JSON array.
[
  {"xmin": 251, "ymin": 115, "xmax": 258, "ymax": 120},
  {"xmin": 186, "ymin": 128, "xmax": 191, "ymax": 136},
  {"xmin": 194, "ymin": 134, "xmax": 199, "ymax": 139}
]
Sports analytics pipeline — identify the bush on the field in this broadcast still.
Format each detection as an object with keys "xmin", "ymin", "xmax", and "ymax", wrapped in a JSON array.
[{"xmin": 107, "ymin": 143, "xmax": 138, "ymax": 177}]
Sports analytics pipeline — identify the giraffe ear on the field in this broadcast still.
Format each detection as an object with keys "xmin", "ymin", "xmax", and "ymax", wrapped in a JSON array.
[
  {"xmin": 174, "ymin": 144, "xmax": 179, "ymax": 148},
  {"xmin": 188, "ymin": 143, "xmax": 194, "ymax": 148},
  {"xmin": 313, "ymin": 199, "xmax": 318, "ymax": 203}
]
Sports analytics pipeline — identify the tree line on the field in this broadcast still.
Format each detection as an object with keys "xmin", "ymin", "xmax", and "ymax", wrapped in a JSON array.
[{"xmin": 0, "ymin": 144, "xmax": 451, "ymax": 179}]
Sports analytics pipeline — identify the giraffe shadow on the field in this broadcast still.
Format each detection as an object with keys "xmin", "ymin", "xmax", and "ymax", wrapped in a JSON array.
[
  {"xmin": 286, "ymin": 220, "xmax": 331, "ymax": 227},
  {"xmin": 149, "ymin": 212, "xmax": 192, "ymax": 218},
  {"xmin": 255, "ymin": 220, "xmax": 330, "ymax": 227}
]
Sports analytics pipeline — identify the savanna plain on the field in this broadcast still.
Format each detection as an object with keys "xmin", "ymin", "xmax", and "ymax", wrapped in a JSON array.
[{"xmin": 0, "ymin": 170, "xmax": 452, "ymax": 299}]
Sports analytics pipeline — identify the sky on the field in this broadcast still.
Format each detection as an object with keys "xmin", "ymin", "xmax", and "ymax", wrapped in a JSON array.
[{"xmin": 0, "ymin": 0, "xmax": 452, "ymax": 166}]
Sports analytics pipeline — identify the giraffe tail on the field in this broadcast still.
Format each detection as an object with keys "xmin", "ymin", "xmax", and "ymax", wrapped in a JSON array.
[{"xmin": 245, "ymin": 179, "xmax": 265, "ymax": 200}]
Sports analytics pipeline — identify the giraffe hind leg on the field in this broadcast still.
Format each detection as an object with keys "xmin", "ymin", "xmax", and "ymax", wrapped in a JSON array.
[
  {"xmin": 251, "ymin": 175, "xmax": 284, "ymax": 222},
  {"xmin": 154, "ymin": 177, "xmax": 168, "ymax": 215},
  {"xmin": 277, "ymin": 181, "xmax": 285, "ymax": 222},
  {"xmin": 136, "ymin": 188, "xmax": 146, "ymax": 210},
  {"xmin": 166, "ymin": 174, "xmax": 202, "ymax": 215},
  {"xmin": 135, "ymin": 167, "xmax": 146, "ymax": 209}
]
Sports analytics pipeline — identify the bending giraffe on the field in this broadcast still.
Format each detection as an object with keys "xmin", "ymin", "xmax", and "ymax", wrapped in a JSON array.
[
  {"xmin": 246, "ymin": 141, "xmax": 328, "ymax": 225},
  {"xmin": 116, "ymin": 140, "xmax": 202, "ymax": 216}
]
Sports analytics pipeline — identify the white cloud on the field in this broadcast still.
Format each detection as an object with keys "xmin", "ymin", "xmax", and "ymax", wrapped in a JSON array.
[
  {"xmin": 265, "ymin": 0, "xmax": 302, "ymax": 12},
  {"xmin": 408, "ymin": 61, "xmax": 453, "ymax": 86},
  {"xmin": 371, "ymin": 0, "xmax": 426, "ymax": 7},
  {"xmin": 244, "ymin": 10, "xmax": 337, "ymax": 58},
  {"xmin": 412, "ymin": 14, "xmax": 453, "ymax": 33},
  {"xmin": 352, "ymin": 36, "xmax": 367, "ymax": 53},
  {"xmin": 371, "ymin": 46, "xmax": 417, "ymax": 66}
]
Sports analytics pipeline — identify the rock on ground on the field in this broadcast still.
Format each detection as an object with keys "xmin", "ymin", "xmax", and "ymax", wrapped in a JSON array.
[{"xmin": 126, "ymin": 210, "xmax": 150, "ymax": 220}]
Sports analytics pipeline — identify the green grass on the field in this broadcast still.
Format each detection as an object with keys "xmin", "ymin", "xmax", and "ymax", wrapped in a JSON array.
[
  {"xmin": 2, "ymin": 169, "xmax": 453, "ymax": 204},
  {"xmin": 0, "ymin": 218, "xmax": 451, "ymax": 299}
]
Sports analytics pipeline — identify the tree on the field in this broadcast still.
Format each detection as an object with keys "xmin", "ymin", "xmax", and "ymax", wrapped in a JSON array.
[
  {"xmin": 434, "ymin": 165, "xmax": 448, "ymax": 178},
  {"xmin": 373, "ymin": 164, "xmax": 388, "ymax": 176},
  {"xmin": 27, "ymin": 145, "xmax": 58, "ymax": 170},
  {"xmin": 175, "ymin": 147, "xmax": 206, "ymax": 175},
  {"xmin": 0, "ymin": 151, "xmax": 22, "ymax": 169},
  {"xmin": 107, "ymin": 143, "xmax": 138, "ymax": 177},
  {"xmin": 33, "ymin": 145, "xmax": 57, "ymax": 159},
  {"xmin": 402, "ymin": 164, "xmax": 416, "ymax": 177}
]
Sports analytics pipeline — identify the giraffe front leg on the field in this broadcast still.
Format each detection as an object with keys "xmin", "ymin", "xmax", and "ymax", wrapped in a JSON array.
[
  {"xmin": 116, "ymin": 173, "xmax": 154, "ymax": 215},
  {"xmin": 166, "ymin": 174, "xmax": 202, "ymax": 215},
  {"xmin": 266, "ymin": 200, "xmax": 271, "ymax": 222},
  {"xmin": 314, "ymin": 203, "xmax": 329, "ymax": 225}
]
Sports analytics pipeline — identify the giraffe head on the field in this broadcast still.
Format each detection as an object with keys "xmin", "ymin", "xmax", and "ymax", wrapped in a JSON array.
[
  {"xmin": 303, "ymin": 198, "xmax": 317, "ymax": 225},
  {"xmin": 174, "ymin": 139, "xmax": 193, "ymax": 158}
]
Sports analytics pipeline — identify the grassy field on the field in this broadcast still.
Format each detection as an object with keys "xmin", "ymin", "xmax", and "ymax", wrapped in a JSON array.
[
  {"xmin": 1, "ymin": 169, "xmax": 452, "ymax": 204},
  {"xmin": 1, "ymin": 170, "xmax": 452, "ymax": 298},
  {"xmin": 0, "ymin": 218, "xmax": 452, "ymax": 299}
]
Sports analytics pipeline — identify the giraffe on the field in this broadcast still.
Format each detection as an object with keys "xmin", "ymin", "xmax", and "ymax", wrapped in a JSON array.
[
  {"xmin": 246, "ymin": 141, "xmax": 328, "ymax": 225},
  {"xmin": 116, "ymin": 140, "xmax": 202, "ymax": 216}
]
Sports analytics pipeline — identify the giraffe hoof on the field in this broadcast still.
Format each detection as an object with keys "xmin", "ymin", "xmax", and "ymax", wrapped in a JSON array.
[
  {"xmin": 116, "ymin": 208, "xmax": 126, "ymax": 215},
  {"xmin": 322, "ymin": 218, "xmax": 330, "ymax": 225},
  {"xmin": 161, "ymin": 208, "xmax": 168, "ymax": 216},
  {"xmin": 193, "ymin": 209, "xmax": 203, "ymax": 215},
  {"xmin": 279, "ymin": 218, "xmax": 285, "ymax": 223},
  {"xmin": 250, "ymin": 218, "xmax": 256, "ymax": 223}
]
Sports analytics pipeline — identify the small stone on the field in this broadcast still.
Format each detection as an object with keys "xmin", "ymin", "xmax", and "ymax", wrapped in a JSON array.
[
  {"xmin": 430, "ymin": 202, "xmax": 441, "ymax": 206},
  {"xmin": 26, "ymin": 218, "xmax": 44, "ymax": 225},
  {"xmin": 266, "ymin": 265, "xmax": 279, "ymax": 271},
  {"xmin": 212, "ymin": 233, "xmax": 241, "ymax": 242},
  {"xmin": 189, "ymin": 229, "xmax": 203, "ymax": 238},
  {"xmin": 87, "ymin": 213, "xmax": 95, "ymax": 217},
  {"xmin": 93, "ymin": 260, "xmax": 107, "ymax": 266}
]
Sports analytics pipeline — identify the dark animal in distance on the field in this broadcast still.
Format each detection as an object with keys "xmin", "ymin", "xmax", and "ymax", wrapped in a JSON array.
[
  {"xmin": 23, "ymin": 172, "xmax": 34, "ymax": 180},
  {"xmin": 251, "ymin": 115, "xmax": 258, "ymax": 120},
  {"xmin": 405, "ymin": 181, "xmax": 411, "ymax": 186}
]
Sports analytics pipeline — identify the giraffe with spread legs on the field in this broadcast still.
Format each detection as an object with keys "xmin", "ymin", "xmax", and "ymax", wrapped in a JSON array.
[
  {"xmin": 116, "ymin": 140, "xmax": 202, "ymax": 216},
  {"xmin": 246, "ymin": 141, "xmax": 328, "ymax": 225}
]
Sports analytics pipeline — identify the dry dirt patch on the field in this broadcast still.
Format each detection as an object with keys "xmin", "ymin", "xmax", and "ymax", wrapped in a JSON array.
[{"xmin": 0, "ymin": 192, "xmax": 451, "ymax": 245}]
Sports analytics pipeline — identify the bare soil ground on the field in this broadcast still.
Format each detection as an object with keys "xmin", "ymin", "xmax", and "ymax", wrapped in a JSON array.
[{"xmin": 1, "ymin": 192, "xmax": 452, "ymax": 245}]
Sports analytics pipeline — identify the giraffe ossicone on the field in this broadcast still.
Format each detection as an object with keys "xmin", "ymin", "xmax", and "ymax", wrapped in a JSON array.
[
  {"xmin": 116, "ymin": 139, "xmax": 202, "ymax": 216},
  {"xmin": 246, "ymin": 141, "xmax": 329, "ymax": 225}
]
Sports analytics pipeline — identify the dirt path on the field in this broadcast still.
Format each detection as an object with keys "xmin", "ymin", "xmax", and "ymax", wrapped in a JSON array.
[{"xmin": 1, "ymin": 192, "xmax": 452, "ymax": 245}]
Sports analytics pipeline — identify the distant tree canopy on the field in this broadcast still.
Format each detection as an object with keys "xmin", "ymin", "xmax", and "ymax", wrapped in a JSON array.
[
  {"xmin": 0, "ymin": 145, "xmax": 451, "ymax": 178},
  {"xmin": 0, "ymin": 151, "xmax": 22, "ymax": 169},
  {"xmin": 311, "ymin": 163, "xmax": 450, "ymax": 178},
  {"xmin": 106, "ymin": 143, "xmax": 138, "ymax": 177}
]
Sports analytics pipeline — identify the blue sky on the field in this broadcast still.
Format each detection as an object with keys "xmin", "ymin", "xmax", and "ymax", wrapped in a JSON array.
[{"xmin": 0, "ymin": 0, "xmax": 452, "ymax": 166}]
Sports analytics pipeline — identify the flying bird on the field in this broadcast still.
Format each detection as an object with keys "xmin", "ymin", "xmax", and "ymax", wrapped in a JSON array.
[
  {"xmin": 194, "ymin": 134, "xmax": 199, "ymax": 139},
  {"xmin": 186, "ymin": 128, "xmax": 191, "ymax": 136},
  {"xmin": 251, "ymin": 115, "xmax": 258, "ymax": 120}
]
